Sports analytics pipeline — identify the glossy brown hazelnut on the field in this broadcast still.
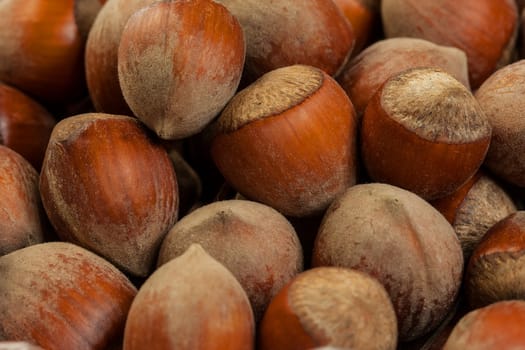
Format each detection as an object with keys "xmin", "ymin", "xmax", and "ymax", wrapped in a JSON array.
[
  {"xmin": 475, "ymin": 59, "xmax": 525, "ymax": 187},
  {"xmin": 465, "ymin": 211, "xmax": 525, "ymax": 308},
  {"xmin": 443, "ymin": 300, "xmax": 525, "ymax": 349},
  {"xmin": 39, "ymin": 113, "xmax": 179, "ymax": 277},
  {"xmin": 381, "ymin": 0, "xmax": 518, "ymax": 89},
  {"xmin": 0, "ymin": 242, "xmax": 137, "ymax": 349},
  {"xmin": 85, "ymin": 0, "xmax": 157, "ymax": 114},
  {"xmin": 0, "ymin": 146, "xmax": 44, "ymax": 256},
  {"xmin": 0, "ymin": 83, "xmax": 56, "ymax": 170},
  {"xmin": 117, "ymin": 0, "xmax": 245, "ymax": 140},
  {"xmin": 361, "ymin": 67, "xmax": 491, "ymax": 200},
  {"xmin": 0, "ymin": 0, "xmax": 86, "ymax": 106},
  {"xmin": 337, "ymin": 37, "xmax": 470, "ymax": 118},
  {"xmin": 258, "ymin": 267, "xmax": 398, "ymax": 350},
  {"xmin": 312, "ymin": 183, "xmax": 463, "ymax": 341},
  {"xmin": 157, "ymin": 199, "xmax": 303, "ymax": 322},
  {"xmin": 211, "ymin": 64, "xmax": 358, "ymax": 217},
  {"xmin": 215, "ymin": 0, "xmax": 354, "ymax": 82},
  {"xmin": 124, "ymin": 244, "xmax": 254, "ymax": 350},
  {"xmin": 431, "ymin": 172, "xmax": 517, "ymax": 260}
]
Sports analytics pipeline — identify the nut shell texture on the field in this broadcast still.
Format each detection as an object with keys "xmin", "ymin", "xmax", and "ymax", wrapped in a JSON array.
[
  {"xmin": 381, "ymin": 0, "xmax": 518, "ymax": 88},
  {"xmin": 313, "ymin": 183, "xmax": 463, "ymax": 341},
  {"xmin": 124, "ymin": 244, "xmax": 254, "ymax": 350},
  {"xmin": 215, "ymin": 0, "xmax": 354, "ymax": 80},
  {"xmin": 475, "ymin": 60, "xmax": 525, "ymax": 187},
  {"xmin": 157, "ymin": 199, "xmax": 303, "ymax": 321},
  {"xmin": 118, "ymin": 0, "xmax": 246, "ymax": 139},
  {"xmin": 259, "ymin": 267, "xmax": 398, "ymax": 350},
  {"xmin": 0, "ymin": 242, "xmax": 137, "ymax": 350},
  {"xmin": 466, "ymin": 211, "xmax": 525, "ymax": 308},
  {"xmin": 443, "ymin": 300, "xmax": 525, "ymax": 350},
  {"xmin": 211, "ymin": 65, "xmax": 357, "ymax": 217},
  {"xmin": 39, "ymin": 113, "xmax": 179, "ymax": 277},
  {"xmin": 361, "ymin": 68, "xmax": 491, "ymax": 200}
]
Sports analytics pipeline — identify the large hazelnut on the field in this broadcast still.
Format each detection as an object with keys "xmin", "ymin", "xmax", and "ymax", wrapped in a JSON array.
[
  {"xmin": 157, "ymin": 199, "xmax": 303, "ymax": 322},
  {"xmin": 258, "ymin": 267, "xmax": 398, "ymax": 350},
  {"xmin": 361, "ymin": 67, "xmax": 491, "ymax": 200},
  {"xmin": 312, "ymin": 183, "xmax": 463, "ymax": 341},
  {"xmin": 117, "ymin": 0, "xmax": 245, "ymax": 140},
  {"xmin": 39, "ymin": 113, "xmax": 179, "ymax": 277},
  {"xmin": 215, "ymin": 0, "xmax": 354, "ymax": 82},
  {"xmin": 381, "ymin": 0, "xmax": 518, "ymax": 89},
  {"xmin": 211, "ymin": 65, "xmax": 358, "ymax": 217},
  {"xmin": 0, "ymin": 242, "xmax": 137, "ymax": 349},
  {"xmin": 124, "ymin": 244, "xmax": 254, "ymax": 350}
]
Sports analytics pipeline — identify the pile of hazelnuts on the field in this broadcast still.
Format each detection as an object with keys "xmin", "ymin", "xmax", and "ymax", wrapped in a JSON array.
[{"xmin": 2, "ymin": 0, "xmax": 525, "ymax": 349}]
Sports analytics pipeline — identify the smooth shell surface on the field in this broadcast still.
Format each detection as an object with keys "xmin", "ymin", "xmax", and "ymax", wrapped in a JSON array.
[
  {"xmin": 158, "ymin": 199, "xmax": 303, "ymax": 322},
  {"xmin": 124, "ymin": 244, "xmax": 254, "ymax": 350},
  {"xmin": 39, "ymin": 113, "xmax": 179, "ymax": 277},
  {"xmin": 211, "ymin": 65, "xmax": 357, "ymax": 217},
  {"xmin": 118, "ymin": 0, "xmax": 246, "ymax": 139},
  {"xmin": 0, "ymin": 242, "xmax": 137, "ymax": 350}
]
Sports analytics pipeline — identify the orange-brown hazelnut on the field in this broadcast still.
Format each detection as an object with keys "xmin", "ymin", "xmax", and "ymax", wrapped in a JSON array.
[
  {"xmin": 211, "ymin": 65, "xmax": 358, "ymax": 217},
  {"xmin": 361, "ymin": 67, "xmax": 491, "ymax": 200},
  {"xmin": 117, "ymin": 0, "xmax": 245, "ymax": 139},
  {"xmin": 124, "ymin": 244, "xmax": 254, "ymax": 350},
  {"xmin": 0, "ymin": 242, "xmax": 137, "ymax": 349},
  {"xmin": 443, "ymin": 300, "xmax": 525, "ymax": 349},
  {"xmin": 381, "ymin": 0, "xmax": 518, "ymax": 88},
  {"xmin": 157, "ymin": 199, "xmax": 303, "ymax": 322},
  {"xmin": 39, "ymin": 113, "xmax": 179, "ymax": 277}
]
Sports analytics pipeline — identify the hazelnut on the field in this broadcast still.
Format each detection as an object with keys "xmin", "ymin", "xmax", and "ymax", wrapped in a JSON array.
[
  {"xmin": 0, "ymin": 242, "xmax": 137, "ymax": 349},
  {"xmin": 381, "ymin": 0, "xmax": 518, "ymax": 88},
  {"xmin": 0, "ymin": 83, "xmax": 56, "ymax": 170},
  {"xmin": 431, "ymin": 171, "xmax": 517, "ymax": 260},
  {"xmin": 124, "ymin": 244, "xmax": 254, "ymax": 350},
  {"xmin": 215, "ymin": 0, "xmax": 354, "ymax": 82},
  {"xmin": 117, "ymin": 0, "xmax": 245, "ymax": 139},
  {"xmin": 0, "ymin": 0, "xmax": 87, "ymax": 106},
  {"xmin": 443, "ymin": 300, "xmax": 525, "ymax": 349},
  {"xmin": 475, "ymin": 59, "xmax": 525, "ymax": 187},
  {"xmin": 258, "ymin": 267, "xmax": 398, "ymax": 350},
  {"xmin": 211, "ymin": 65, "xmax": 358, "ymax": 217},
  {"xmin": 0, "ymin": 146, "xmax": 44, "ymax": 256},
  {"xmin": 312, "ymin": 183, "xmax": 463, "ymax": 341},
  {"xmin": 361, "ymin": 67, "xmax": 491, "ymax": 200},
  {"xmin": 337, "ymin": 37, "xmax": 470, "ymax": 118},
  {"xmin": 85, "ymin": 0, "xmax": 157, "ymax": 114},
  {"xmin": 157, "ymin": 199, "xmax": 303, "ymax": 322},
  {"xmin": 465, "ymin": 211, "xmax": 525, "ymax": 308},
  {"xmin": 39, "ymin": 113, "xmax": 179, "ymax": 277}
]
